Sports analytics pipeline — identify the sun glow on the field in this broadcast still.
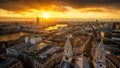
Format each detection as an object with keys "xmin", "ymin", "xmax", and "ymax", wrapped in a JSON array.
[
  {"xmin": 0, "ymin": 8, "xmax": 120, "ymax": 19},
  {"xmin": 42, "ymin": 12, "xmax": 50, "ymax": 18}
]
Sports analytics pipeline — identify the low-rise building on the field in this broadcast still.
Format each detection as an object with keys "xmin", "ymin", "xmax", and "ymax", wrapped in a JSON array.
[
  {"xmin": 6, "ymin": 34, "xmax": 63, "ymax": 68},
  {"xmin": 0, "ymin": 55, "xmax": 23, "ymax": 68}
]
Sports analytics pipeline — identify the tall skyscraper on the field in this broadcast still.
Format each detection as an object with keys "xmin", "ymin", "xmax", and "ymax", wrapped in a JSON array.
[{"xmin": 36, "ymin": 17, "xmax": 39, "ymax": 24}]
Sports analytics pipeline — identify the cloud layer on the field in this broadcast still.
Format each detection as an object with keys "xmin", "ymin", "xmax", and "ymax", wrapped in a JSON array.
[{"xmin": 0, "ymin": 0, "xmax": 120, "ymax": 12}]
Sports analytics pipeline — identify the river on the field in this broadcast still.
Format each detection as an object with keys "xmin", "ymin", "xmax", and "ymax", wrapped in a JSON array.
[
  {"xmin": 0, "ymin": 32, "xmax": 31, "ymax": 42},
  {"xmin": 44, "ymin": 24, "xmax": 67, "ymax": 31},
  {"xmin": 0, "ymin": 24, "xmax": 67, "ymax": 42}
]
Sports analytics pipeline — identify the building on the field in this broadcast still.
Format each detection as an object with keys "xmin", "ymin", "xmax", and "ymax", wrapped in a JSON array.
[
  {"xmin": 6, "ymin": 42, "xmax": 50, "ymax": 68},
  {"xmin": 63, "ymin": 37, "xmax": 73, "ymax": 63},
  {"xmin": 60, "ymin": 37, "xmax": 73, "ymax": 68},
  {"xmin": 33, "ymin": 45, "xmax": 63, "ymax": 68},
  {"xmin": 74, "ymin": 55, "xmax": 90, "ymax": 68},
  {"xmin": 95, "ymin": 41, "xmax": 106, "ymax": 68},
  {"xmin": 6, "ymin": 35, "xmax": 45, "ymax": 68},
  {"xmin": 0, "ymin": 55, "xmax": 23, "ymax": 68},
  {"xmin": 36, "ymin": 17, "xmax": 40, "ymax": 24},
  {"xmin": 25, "ymin": 34, "xmax": 42, "ymax": 45},
  {"xmin": 6, "ymin": 34, "xmax": 64, "ymax": 68},
  {"xmin": 94, "ymin": 33, "xmax": 106, "ymax": 68}
]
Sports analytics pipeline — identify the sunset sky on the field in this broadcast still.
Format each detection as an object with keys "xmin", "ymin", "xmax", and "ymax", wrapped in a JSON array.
[{"xmin": 0, "ymin": 0, "xmax": 120, "ymax": 19}]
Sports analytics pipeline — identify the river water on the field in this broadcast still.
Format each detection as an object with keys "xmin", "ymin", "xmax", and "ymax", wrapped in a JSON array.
[
  {"xmin": 0, "ymin": 32, "xmax": 30, "ymax": 42},
  {"xmin": 0, "ymin": 24, "xmax": 67, "ymax": 42},
  {"xmin": 44, "ymin": 24, "xmax": 67, "ymax": 31}
]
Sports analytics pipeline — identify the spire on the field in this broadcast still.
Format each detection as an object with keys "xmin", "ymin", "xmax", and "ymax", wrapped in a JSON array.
[
  {"xmin": 95, "ymin": 31, "xmax": 106, "ymax": 68},
  {"xmin": 100, "ymin": 31, "xmax": 104, "ymax": 43},
  {"xmin": 63, "ymin": 37, "xmax": 73, "ymax": 63},
  {"xmin": 59, "ymin": 37, "xmax": 73, "ymax": 68}
]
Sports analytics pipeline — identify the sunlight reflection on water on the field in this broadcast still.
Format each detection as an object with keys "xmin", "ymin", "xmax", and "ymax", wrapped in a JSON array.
[{"xmin": 45, "ymin": 24, "xmax": 67, "ymax": 31}]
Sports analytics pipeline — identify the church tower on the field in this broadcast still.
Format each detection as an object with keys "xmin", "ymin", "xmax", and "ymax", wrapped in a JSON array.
[
  {"xmin": 95, "ymin": 31, "xmax": 106, "ymax": 68},
  {"xmin": 63, "ymin": 37, "xmax": 73, "ymax": 63},
  {"xmin": 59, "ymin": 36, "xmax": 73, "ymax": 68}
]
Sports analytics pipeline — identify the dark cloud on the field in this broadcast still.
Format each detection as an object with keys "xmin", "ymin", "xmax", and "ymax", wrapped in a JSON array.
[
  {"xmin": 79, "ymin": 8, "xmax": 107, "ymax": 13},
  {"xmin": 0, "ymin": 0, "xmax": 120, "ymax": 12}
]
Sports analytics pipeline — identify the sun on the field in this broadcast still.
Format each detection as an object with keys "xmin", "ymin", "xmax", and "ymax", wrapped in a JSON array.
[{"xmin": 42, "ymin": 12, "xmax": 50, "ymax": 19}]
